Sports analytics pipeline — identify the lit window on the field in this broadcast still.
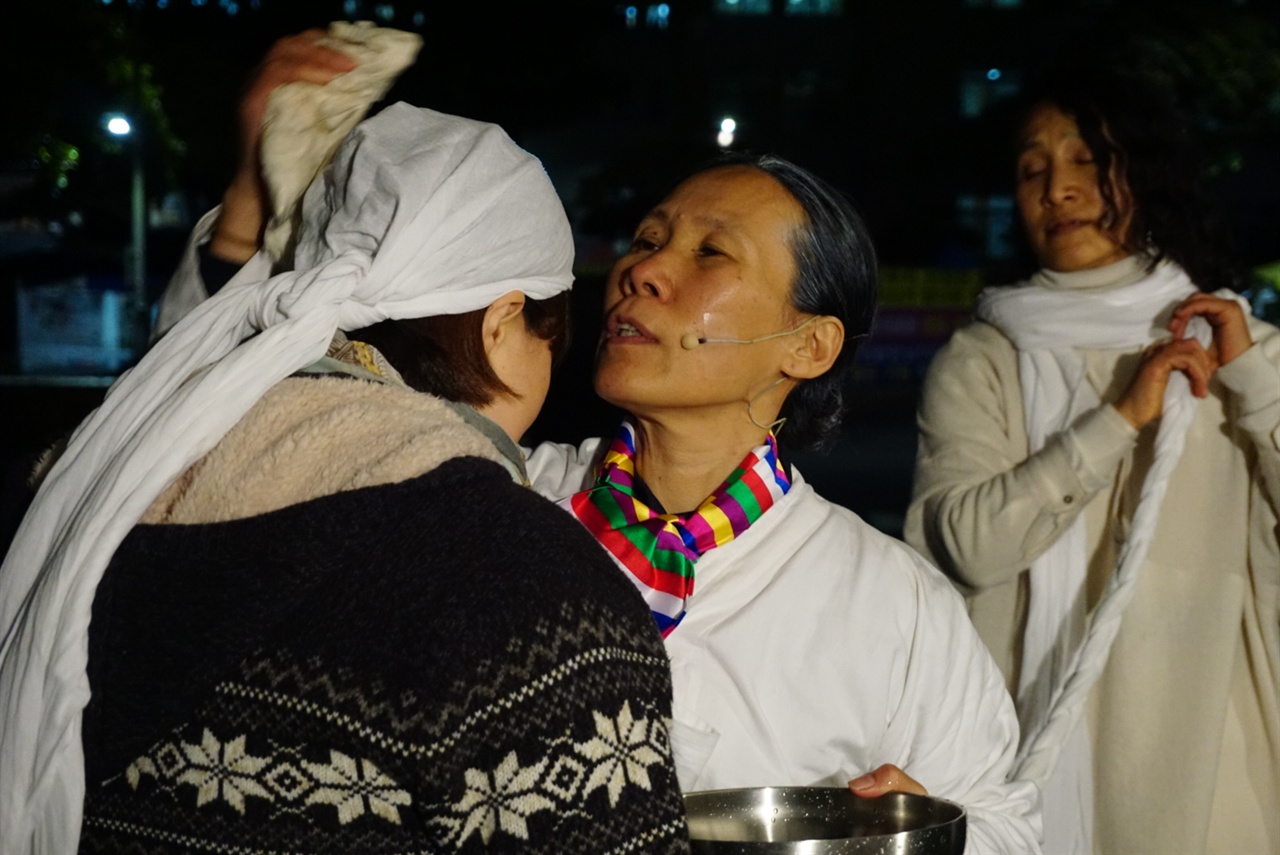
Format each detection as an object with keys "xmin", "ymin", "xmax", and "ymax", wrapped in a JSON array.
[
  {"xmin": 715, "ymin": 0, "xmax": 771, "ymax": 13},
  {"xmin": 784, "ymin": 0, "xmax": 843, "ymax": 14},
  {"xmin": 956, "ymin": 194, "xmax": 1016, "ymax": 259},
  {"xmin": 959, "ymin": 68, "xmax": 1021, "ymax": 118},
  {"xmin": 646, "ymin": 3, "xmax": 670, "ymax": 28}
]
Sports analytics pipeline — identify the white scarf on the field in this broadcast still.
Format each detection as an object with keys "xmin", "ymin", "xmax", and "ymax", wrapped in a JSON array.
[
  {"xmin": 976, "ymin": 258, "xmax": 1236, "ymax": 853},
  {"xmin": 0, "ymin": 103, "xmax": 574, "ymax": 853}
]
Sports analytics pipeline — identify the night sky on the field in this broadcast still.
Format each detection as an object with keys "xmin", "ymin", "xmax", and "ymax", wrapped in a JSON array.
[{"xmin": 5, "ymin": 0, "xmax": 1280, "ymax": 274}]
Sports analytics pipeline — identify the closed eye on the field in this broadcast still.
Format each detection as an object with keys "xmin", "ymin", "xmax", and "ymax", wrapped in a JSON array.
[{"xmin": 696, "ymin": 244, "xmax": 725, "ymax": 258}]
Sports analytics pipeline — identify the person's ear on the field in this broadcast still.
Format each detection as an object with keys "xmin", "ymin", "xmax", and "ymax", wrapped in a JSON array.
[
  {"xmin": 781, "ymin": 315, "xmax": 843, "ymax": 380},
  {"xmin": 481, "ymin": 290, "xmax": 528, "ymax": 356}
]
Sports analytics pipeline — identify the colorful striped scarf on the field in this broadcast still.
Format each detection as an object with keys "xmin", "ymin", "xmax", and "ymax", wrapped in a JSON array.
[{"xmin": 561, "ymin": 420, "xmax": 791, "ymax": 636}]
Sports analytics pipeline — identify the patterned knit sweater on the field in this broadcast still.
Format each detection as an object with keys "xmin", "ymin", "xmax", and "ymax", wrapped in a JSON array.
[{"xmin": 77, "ymin": 376, "xmax": 689, "ymax": 854}]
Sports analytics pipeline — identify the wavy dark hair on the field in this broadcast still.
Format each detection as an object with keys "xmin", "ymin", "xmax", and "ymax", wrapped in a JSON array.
[
  {"xmin": 1018, "ymin": 66, "xmax": 1239, "ymax": 292},
  {"xmin": 691, "ymin": 153, "xmax": 878, "ymax": 450}
]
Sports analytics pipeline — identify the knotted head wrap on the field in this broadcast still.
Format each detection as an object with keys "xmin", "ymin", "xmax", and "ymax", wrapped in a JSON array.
[{"xmin": 0, "ymin": 103, "xmax": 573, "ymax": 853}]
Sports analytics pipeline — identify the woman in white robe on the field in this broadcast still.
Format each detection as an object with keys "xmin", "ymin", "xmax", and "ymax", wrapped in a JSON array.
[
  {"xmin": 523, "ymin": 157, "xmax": 1041, "ymax": 854},
  {"xmin": 905, "ymin": 69, "xmax": 1280, "ymax": 854}
]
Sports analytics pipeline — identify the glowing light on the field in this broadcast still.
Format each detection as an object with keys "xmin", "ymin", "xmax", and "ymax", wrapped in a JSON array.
[
  {"xmin": 344, "ymin": 0, "xmax": 357, "ymax": 14},
  {"xmin": 717, "ymin": 129, "xmax": 735, "ymax": 148},
  {"xmin": 625, "ymin": 5, "xmax": 637, "ymax": 27},
  {"xmin": 987, "ymin": 68, "xmax": 1001, "ymax": 81},
  {"xmin": 106, "ymin": 116, "xmax": 132, "ymax": 136},
  {"xmin": 412, "ymin": 10, "xmax": 424, "ymax": 26},
  {"xmin": 720, "ymin": 117, "xmax": 737, "ymax": 134}
]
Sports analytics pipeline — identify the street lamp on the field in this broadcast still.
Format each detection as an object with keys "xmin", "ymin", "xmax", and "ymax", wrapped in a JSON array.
[
  {"xmin": 717, "ymin": 116, "xmax": 736, "ymax": 148},
  {"xmin": 104, "ymin": 112, "xmax": 146, "ymax": 339}
]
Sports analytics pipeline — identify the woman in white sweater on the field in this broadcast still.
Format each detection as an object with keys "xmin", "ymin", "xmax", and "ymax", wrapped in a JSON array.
[{"xmin": 906, "ymin": 69, "xmax": 1280, "ymax": 854}]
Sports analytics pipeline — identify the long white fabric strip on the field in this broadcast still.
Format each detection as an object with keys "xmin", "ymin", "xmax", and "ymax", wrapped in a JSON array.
[
  {"xmin": 975, "ymin": 260, "xmax": 1239, "ymax": 853},
  {"xmin": 0, "ymin": 103, "xmax": 573, "ymax": 853}
]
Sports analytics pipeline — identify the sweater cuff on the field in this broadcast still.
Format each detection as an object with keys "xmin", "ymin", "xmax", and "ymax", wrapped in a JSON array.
[
  {"xmin": 1064, "ymin": 405, "xmax": 1137, "ymax": 493},
  {"xmin": 1217, "ymin": 344, "xmax": 1280, "ymax": 412},
  {"xmin": 1217, "ymin": 343, "xmax": 1280, "ymax": 442}
]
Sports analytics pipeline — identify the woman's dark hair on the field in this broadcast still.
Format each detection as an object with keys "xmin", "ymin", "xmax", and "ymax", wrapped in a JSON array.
[
  {"xmin": 1017, "ymin": 66, "xmax": 1238, "ymax": 292},
  {"xmin": 693, "ymin": 153, "xmax": 878, "ymax": 451},
  {"xmin": 350, "ymin": 291, "xmax": 571, "ymax": 406}
]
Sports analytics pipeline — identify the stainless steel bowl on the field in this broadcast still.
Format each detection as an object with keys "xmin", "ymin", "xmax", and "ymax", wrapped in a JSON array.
[{"xmin": 684, "ymin": 787, "xmax": 966, "ymax": 854}]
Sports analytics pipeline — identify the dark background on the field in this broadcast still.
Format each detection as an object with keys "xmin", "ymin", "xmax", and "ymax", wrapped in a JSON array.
[{"xmin": 3, "ymin": 0, "xmax": 1279, "ymax": 539}]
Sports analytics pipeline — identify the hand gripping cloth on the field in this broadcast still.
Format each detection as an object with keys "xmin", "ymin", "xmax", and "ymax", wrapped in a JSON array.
[{"xmin": 260, "ymin": 21, "xmax": 422, "ymax": 262}]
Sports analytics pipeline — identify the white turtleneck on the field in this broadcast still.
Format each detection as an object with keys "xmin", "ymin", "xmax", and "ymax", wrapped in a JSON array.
[{"xmin": 1032, "ymin": 254, "xmax": 1153, "ymax": 292}]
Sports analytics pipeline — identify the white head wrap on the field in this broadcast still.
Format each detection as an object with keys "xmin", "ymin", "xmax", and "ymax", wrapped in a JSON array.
[{"xmin": 0, "ymin": 103, "xmax": 573, "ymax": 853}]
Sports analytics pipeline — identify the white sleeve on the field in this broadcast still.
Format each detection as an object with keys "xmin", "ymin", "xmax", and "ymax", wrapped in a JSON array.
[
  {"xmin": 882, "ymin": 553, "xmax": 1043, "ymax": 854},
  {"xmin": 1217, "ymin": 318, "xmax": 1280, "ymax": 515},
  {"xmin": 906, "ymin": 325, "xmax": 1135, "ymax": 591},
  {"xmin": 151, "ymin": 207, "xmax": 221, "ymax": 340},
  {"xmin": 525, "ymin": 437, "xmax": 604, "ymax": 500}
]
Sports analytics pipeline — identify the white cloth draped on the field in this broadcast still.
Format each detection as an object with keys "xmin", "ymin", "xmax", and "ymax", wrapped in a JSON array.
[
  {"xmin": 975, "ymin": 260, "xmax": 1244, "ymax": 853},
  {"xmin": 0, "ymin": 103, "xmax": 573, "ymax": 854}
]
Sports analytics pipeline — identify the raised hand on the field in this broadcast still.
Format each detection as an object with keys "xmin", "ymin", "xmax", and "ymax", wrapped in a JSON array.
[
  {"xmin": 210, "ymin": 31, "xmax": 357, "ymax": 263},
  {"xmin": 1168, "ymin": 291, "xmax": 1252, "ymax": 367},
  {"xmin": 1112, "ymin": 337, "xmax": 1217, "ymax": 430}
]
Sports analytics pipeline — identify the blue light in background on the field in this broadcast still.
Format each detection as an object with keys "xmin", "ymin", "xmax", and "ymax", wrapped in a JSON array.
[{"xmin": 987, "ymin": 68, "xmax": 1002, "ymax": 81}]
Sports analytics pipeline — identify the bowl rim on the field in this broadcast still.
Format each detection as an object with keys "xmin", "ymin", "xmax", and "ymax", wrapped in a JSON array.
[{"xmin": 683, "ymin": 785, "xmax": 967, "ymax": 844}]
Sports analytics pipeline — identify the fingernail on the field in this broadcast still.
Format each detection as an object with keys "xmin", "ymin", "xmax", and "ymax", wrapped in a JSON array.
[{"xmin": 850, "ymin": 774, "xmax": 875, "ymax": 790}]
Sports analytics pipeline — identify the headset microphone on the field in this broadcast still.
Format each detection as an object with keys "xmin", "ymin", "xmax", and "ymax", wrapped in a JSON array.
[{"xmin": 680, "ymin": 316, "xmax": 820, "ymax": 350}]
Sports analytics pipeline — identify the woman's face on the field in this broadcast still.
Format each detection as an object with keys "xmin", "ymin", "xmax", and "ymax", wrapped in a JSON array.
[
  {"xmin": 1016, "ymin": 103, "xmax": 1134, "ymax": 272},
  {"xmin": 595, "ymin": 166, "xmax": 807, "ymax": 419}
]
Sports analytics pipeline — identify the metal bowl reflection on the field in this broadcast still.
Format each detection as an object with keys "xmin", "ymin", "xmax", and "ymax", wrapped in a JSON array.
[{"xmin": 684, "ymin": 787, "xmax": 966, "ymax": 855}]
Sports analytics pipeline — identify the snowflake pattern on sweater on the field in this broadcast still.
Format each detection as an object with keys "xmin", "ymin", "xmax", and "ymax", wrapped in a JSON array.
[{"xmin": 78, "ymin": 458, "xmax": 690, "ymax": 854}]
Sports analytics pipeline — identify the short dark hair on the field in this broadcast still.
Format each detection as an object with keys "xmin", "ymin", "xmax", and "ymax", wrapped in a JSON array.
[
  {"xmin": 1017, "ymin": 67, "xmax": 1239, "ymax": 292},
  {"xmin": 692, "ymin": 154, "xmax": 879, "ymax": 450},
  {"xmin": 350, "ymin": 291, "xmax": 571, "ymax": 406}
]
